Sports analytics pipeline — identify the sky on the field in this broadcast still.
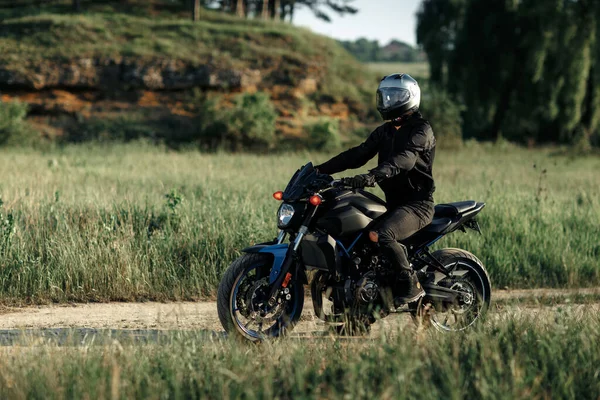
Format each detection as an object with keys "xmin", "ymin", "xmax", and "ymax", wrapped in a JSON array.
[{"xmin": 293, "ymin": 0, "xmax": 422, "ymax": 46}]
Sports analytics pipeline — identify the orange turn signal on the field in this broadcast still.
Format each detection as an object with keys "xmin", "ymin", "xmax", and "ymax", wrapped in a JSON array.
[
  {"xmin": 309, "ymin": 195, "xmax": 322, "ymax": 206},
  {"xmin": 281, "ymin": 272, "xmax": 293, "ymax": 288},
  {"xmin": 273, "ymin": 191, "xmax": 283, "ymax": 201}
]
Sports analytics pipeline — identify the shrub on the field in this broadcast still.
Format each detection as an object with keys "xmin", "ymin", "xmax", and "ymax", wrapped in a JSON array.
[
  {"xmin": 303, "ymin": 118, "xmax": 341, "ymax": 151},
  {"xmin": 199, "ymin": 92, "xmax": 278, "ymax": 151},
  {"xmin": 419, "ymin": 85, "xmax": 464, "ymax": 148},
  {"xmin": 0, "ymin": 100, "xmax": 31, "ymax": 145}
]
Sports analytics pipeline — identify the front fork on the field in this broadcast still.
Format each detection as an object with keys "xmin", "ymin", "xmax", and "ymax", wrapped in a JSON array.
[
  {"xmin": 267, "ymin": 203, "xmax": 319, "ymax": 306},
  {"xmin": 276, "ymin": 230, "xmax": 287, "ymax": 244}
]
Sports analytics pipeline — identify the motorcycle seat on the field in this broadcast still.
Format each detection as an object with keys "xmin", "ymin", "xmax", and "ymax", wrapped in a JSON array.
[
  {"xmin": 434, "ymin": 201, "xmax": 478, "ymax": 218},
  {"xmin": 421, "ymin": 216, "xmax": 453, "ymax": 233}
]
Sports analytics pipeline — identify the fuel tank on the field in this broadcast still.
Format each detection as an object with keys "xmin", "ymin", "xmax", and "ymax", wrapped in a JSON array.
[{"xmin": 316, "ymin": 189, "xmax": 387, "ymax": 237}]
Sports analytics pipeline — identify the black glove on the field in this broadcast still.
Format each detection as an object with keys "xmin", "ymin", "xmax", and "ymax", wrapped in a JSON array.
[{"xmin": 342, "ymin": 173, "xmax": 377, "ymax": 189}]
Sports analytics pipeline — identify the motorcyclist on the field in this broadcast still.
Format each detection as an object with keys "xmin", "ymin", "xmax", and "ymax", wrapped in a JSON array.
[{"xmin": 315, "ymin": 73, "xmax": 435, "ymax": 305}]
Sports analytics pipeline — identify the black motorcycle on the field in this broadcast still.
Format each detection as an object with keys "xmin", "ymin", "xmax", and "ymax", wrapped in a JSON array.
[{"xmin": 217, "ymin": 163, "xmax": 491, "ymax": 341}]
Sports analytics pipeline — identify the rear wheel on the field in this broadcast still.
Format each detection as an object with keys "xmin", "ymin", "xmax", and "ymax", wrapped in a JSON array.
[
  {"xmin": 217, "ymin": 254, "xmax": 304, "ymax": 341},
  {"xmin": 410, "ymin": 248, "xmax": 491, "ymax": 331}
]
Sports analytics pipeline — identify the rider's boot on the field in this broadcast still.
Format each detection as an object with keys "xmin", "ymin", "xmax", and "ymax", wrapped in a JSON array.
[{"xmin": 394, "ymin": 269, "xmax": 425, "ymax": 305}]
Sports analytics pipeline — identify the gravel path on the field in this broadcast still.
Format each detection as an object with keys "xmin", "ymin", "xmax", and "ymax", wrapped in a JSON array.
[{"xmin": 0, "ymin": 288, "xmax": 598, "ymax": 345}]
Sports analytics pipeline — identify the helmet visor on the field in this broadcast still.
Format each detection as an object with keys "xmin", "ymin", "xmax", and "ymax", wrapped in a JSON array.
[{"xmin": 377, "ymin": 88, "xmax": 411, "ymax": 110}]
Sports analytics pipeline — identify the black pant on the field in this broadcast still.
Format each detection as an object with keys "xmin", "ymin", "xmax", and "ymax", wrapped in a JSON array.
[{"xmin": 371, "ymin": 201, "xmax": 434, "ymax": 273}]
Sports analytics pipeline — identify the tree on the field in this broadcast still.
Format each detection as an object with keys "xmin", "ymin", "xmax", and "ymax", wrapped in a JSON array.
[
  {"xmin": 193, "ymin": 0, "xmax": 357, "ymax": 22},
  {"xmin": 273, "ymin": 0, "xmax": 281, "ymax": 19},
  {"xmin": 582, "ymin": 2, "xmax": 600, "ymax": 145},
  {"xmin": 234, "ymin": 0, "xmax": 245, "ymax": 17},
  {"xmin": 340, "ymin": 38, "xmax": 381, "ymax": 62},
  {"xmin": 260, "ymin": 0, "xmax": 269, "ymax": 19},
  {"xmin": 416, "ymin": 0, "xmax": 466, "ymax": 86},
  {"xmin": 292, "ymin": 0, "xmax": 357, "ymax": 22},
  {"xmin": 192, "ymin": 0, "xmax": 201, "ymax": 21},
  {"xmin": 417, "ymin": 0, "xmax": 600, "ymax": 146}
]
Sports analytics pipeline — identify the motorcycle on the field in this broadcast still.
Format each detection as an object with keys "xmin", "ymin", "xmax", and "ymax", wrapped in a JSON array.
[{"xmin": 217, "ymin": 163, "xmax": 491, "ymax": 341}]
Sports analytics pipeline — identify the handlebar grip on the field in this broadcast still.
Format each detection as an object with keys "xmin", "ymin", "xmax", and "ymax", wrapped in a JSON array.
[{"xmin": 332, "ymin": 179, "xmax": 350, "ymax": 188}]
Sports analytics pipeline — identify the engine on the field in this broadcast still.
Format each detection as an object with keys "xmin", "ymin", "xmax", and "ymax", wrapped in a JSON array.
[
  {"xmin": 355, "ymin": 271, "xmax": 379, "ymax": 304},
  {"xmin": 311, "ymin": 243, "xmax": 393, "ymax": 322},
  {"xmin": 343, "ymin": 244, "xmax": 394, "ymax": 308}
]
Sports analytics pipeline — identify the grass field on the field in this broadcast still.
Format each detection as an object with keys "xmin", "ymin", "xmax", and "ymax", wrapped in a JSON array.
[
  {"xmin": 0, "ymin": 311, "xmax": 599, "ymax": 399},
  {"xmin": 0, "ymin": 142, "xmax": 598, "ymax": 304},
  {"xmin": 367, "ymin": 62, "xmax": 430, "ymax": 79}
]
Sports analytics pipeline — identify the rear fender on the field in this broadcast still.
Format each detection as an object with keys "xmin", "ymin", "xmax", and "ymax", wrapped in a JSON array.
[
  {"xmin": 242, "ymin": 243, "xmax": 307, "ymax": 285},
  {"xmin": 448, "ymin": 202, "xmax": 485, "ymax": 234}
]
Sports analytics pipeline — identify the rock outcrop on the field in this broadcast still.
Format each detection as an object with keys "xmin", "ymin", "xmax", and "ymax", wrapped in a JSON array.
[{"xmin": 0, "ymin": 58, "xmax": 263, "ymax": 91}]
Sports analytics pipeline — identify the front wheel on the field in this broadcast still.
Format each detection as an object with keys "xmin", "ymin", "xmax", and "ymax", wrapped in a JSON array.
[
  {"xmin": 411, "ymin": 248, "xmax": 491, "ymax": 332},
  {"xmin": 217, "ymin": 253, "xmax": 304, "ymax": 341}
]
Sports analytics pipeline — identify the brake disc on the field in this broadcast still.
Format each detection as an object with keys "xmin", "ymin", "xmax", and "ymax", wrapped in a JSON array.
[
  {"xmin": 243, "ymin": 277, "xmax": 287, "ymax": 326},
  {"xmin": 235, "ymin": 276, "xmax": 256, "ymax": 318}
]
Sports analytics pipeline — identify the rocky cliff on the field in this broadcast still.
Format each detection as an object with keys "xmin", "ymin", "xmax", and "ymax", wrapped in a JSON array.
[{"xmin": 0, "ymin": 8, "xmax": 374, "ymax": 142}]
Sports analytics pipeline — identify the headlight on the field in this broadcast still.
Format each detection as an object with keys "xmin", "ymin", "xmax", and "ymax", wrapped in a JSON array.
[{"xmin": 277, "ymin": 203, "xmax": 295, "ymax": 228}]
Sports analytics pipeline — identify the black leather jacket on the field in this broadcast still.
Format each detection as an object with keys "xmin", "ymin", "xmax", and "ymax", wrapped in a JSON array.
[{"xmin": 316, "ymin": 112, "xmax": 436, "ymax": 207}]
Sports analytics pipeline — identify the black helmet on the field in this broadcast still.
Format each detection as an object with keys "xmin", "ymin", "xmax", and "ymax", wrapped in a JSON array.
[{"xmin": 376, "ymin": 73, "xmax": 421, "ymax": 120}]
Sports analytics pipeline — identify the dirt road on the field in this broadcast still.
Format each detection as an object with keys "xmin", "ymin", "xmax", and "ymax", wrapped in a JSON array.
[{"xmin": 0, "ymin": 288, "xmax": 598, "ymax": 344}]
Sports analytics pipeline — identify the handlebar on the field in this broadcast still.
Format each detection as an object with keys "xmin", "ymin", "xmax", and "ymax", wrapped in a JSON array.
[
  {"xmin": 328, "ymin": 178, "xmax": 373, "ymax": 189},
  {"xmin": 330, "ymin": 178, "xmax": 375, "ymax": 189}
]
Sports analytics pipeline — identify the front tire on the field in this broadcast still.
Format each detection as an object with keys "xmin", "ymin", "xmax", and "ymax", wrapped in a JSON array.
[{"xmin": 217, "ymin": 253, "xmax": 304, "ymax": 341}]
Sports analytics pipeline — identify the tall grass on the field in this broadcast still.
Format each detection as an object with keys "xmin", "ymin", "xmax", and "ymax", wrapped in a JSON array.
[
  {"xmin": 0, "ymin": 142, "xmax": 598, "ymax": 303},
  {"xmin": 0, "ymin": 312, "xmax": 599, "ymax": 399}
]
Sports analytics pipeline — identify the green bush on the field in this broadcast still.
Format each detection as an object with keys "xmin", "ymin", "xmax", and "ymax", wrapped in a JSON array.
[
  {"xmin": 0, "ymin": 100, "xmax": 31, "ymax": 145},
  {"xmin": 199, "ymin": 92, "xmax": 278, "ymax": 151},
  {"xmin": 303, "ymin": 118, "xmax": 342, "ymax": 151},
  {"xmin": 419, "ymin": 85, "xmax": 464, "ymax": 148}
]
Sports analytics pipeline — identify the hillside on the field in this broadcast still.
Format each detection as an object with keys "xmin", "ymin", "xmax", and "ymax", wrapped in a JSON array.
[{"xmin": 0, "ymin": 2, "xmax": 376, "ymax": 144}]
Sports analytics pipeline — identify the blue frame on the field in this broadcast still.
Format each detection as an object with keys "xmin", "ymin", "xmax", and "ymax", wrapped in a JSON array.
[
  {"xmin": 426, "ymin": 235, "xmax": 443, "ymax": 247},
  {"xmin": 244, "ymin": 232, "xmax": 366, "ymax": 284},
  {"xmin": 336, "ymin": 232, "xmax": 363, "ymax": 258}
]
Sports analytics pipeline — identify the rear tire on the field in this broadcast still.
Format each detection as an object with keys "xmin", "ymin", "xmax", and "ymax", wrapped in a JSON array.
[
  {"xmin": 410, "ymin": 248, "xmax": 491, "ymax": 331},
  {"xmin": 217, "ymin": 254, "xmax": 304, "ymax": 342}
]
